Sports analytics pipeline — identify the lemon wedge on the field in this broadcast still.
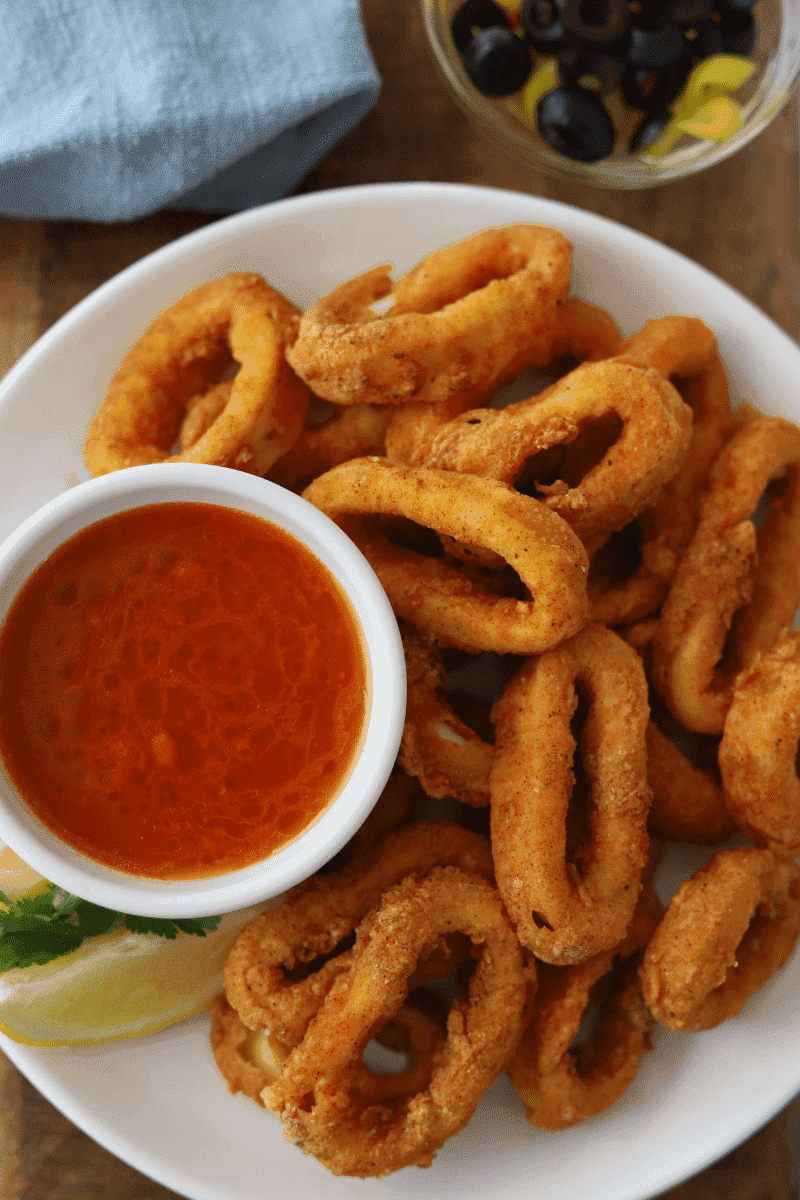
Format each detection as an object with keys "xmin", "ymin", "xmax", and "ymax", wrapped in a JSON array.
[
  {"xmin": 0, "ymin": 842, "xmax": 268, "ymax": 1046},
  {"xmin": 0, "ymin": 908, "xmax": 264, "ymax": 1046},
  {"xmin": 0, "ymin": 843, "xmax": 46, "ymax": 900}
]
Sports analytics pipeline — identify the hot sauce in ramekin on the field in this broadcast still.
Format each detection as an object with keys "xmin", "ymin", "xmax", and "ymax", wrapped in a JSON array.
[{"xmin": 0, "ymin": 502, "xmax": 367, "ymax": 880}]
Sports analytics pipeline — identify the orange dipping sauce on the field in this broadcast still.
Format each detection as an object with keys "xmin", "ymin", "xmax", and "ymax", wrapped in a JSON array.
[{"xmin": 0, "ymin": 503, "xmax": 368, "ymax": 880}]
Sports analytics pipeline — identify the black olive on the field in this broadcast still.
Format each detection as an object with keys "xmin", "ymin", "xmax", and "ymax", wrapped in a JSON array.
[
  {"xmin": 463, "ymin": 27, "xmax": 534, "ymax": 97},
  {"xmin": 694, "ymin": 17, "xmax": 724, "ymax": 57},
  {"xmin": 629, "ymin": 107, "xmax": 673, "ymax": 151},
  {"xmin": 450, "ymin": 0, "xmax": 511, "ymax": 53},
  {"xmin": 662, "ymin": 0, "xmax": 713, "ymax": 20},
  {"xmin": 717, "ymin": 10, "xmax": 757, "ymax": 56},
  {"xmin": 621, "ymin": 57, "xmax": 690, "ymax": 109},
  {"xmin": 629, "ymin": 1, "xmax": 670, "ymax": 28},
  {"xmin": 558, "ymin": 45, "xmax": 626, "ymax": 94},
  {"xmin": 520, "ymin": 0, "xmax": 569, "ymax": 51},
  {"xmin": 556, "ymin": 0, "xmax": 631, "ymax": 45},
  {"xmin": 537, "ymin": 85, "xmax": 616, "ymax": 161},
  {"xmin": 716, "ymin": 0, "xmax": 757, "ymax": 10},
  {"xmin": 627, "ymin": 23, "xmax": 686, "ymax": 67}
]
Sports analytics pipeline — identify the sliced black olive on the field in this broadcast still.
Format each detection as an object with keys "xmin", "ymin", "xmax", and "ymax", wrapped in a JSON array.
[
  {"xmin": 621, "ymin": 57, "xmax": 690, "ymax": 109},
  {"xmin": 558, "ymin": 45, "xmax": 626, "ymax": 94},
  {"xmin": 520, "ymin": 0, "xmax": 569, "ymax": 51},
  {"xmin": 537, "ymin": 85, "xmax": 616, "ymax": 161},
  {"xmin": 716, "ymin": 0, "xmax": 758, "ymax": 11},
  {"xmin": 694, "ymin": 17, "xmax": 724, "ymax": 57},
  {"xmin": 451, "ymin": 0, "xmax": 511, "ymax": 53},
  {"xmin": 463, "ymin": 27, "xmax": 534, "ymax": 97},
  {"xmin": 557, "ymin": 0, "xmax": 631, "ymax": 45},
  {"xmin": 662, "ymin": 0, "xmax": 713, "ymax": 21},
  {"xmin": 629, "ymin": 1, "xmax": 670, "ymax": 28},
  {"xmin": 627, "ymin": 23, "xmax": 686, "ymax": 68},
  {"xmin": 629, "ymin": 107, "xmax": 673, "ymax": 151},
  {"xmin": 717, "ymin": 10, "xmax": 757, "ymax": 56}
]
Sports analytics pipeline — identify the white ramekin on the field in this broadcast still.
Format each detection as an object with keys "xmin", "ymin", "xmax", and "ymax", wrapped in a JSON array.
[{"xmin": 0, "ymin": 462, "xmax": 406, "ymax": 918}]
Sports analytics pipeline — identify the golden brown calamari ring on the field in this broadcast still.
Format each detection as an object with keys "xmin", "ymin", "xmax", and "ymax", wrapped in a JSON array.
[
  {"xmin": 263, "ymin": 866, "xmax": 528, "ymax": 1178},
  {"xmin": 211, "ymin": 993, "xmax": 448, "ymax": 1111},
  {"xmin": 84, "ymin": 273, "xmax": 310, "ymax": 477},
  {"xmin": 223, "ymin": 819, "xmax": 493, "ymax": 1041},
  {"xmin": 266, "ymin": 402, "xmax": 393, "ymax": 493},
  {"xmin": 508, "ymin": 888, "xmax": 660, "ymax": 1130},
  {"xmin": 719, "ymin": 629, "xmax": 800, "ymax": 858},
  {"xmin": 211, "ymin": 993, "xmax": 292, "ymax": 1104},
  {"xmin": 645, "ymin": 721, "xmax": 733, "ymax": 846},
  {"xmin": 588, "ymin": 317, "xmax": 733, "ymax": 625},
  {"xmin": 398, "ymin": 622, "xmax": 494, "ymax": 807},
  {"xmin": 639, "ymin": 848, "xmax": 800, "ymax": 1031},
  {"xmin": 490, "ymin": 623, "xmax": 652, "ymax": 965},
  {"xmin": 652, "ymin": 413, "xmax": 800, "ymax": 734},
  {"xmin": 548, "ymin": 296, "xmax": 624, "ymax": 363},
  {"xmin": 622, "ymin": 619, "xmax": 733, "ymax": 845},
  {"xmin": 285, "ymin": 224, "xmax": 571, "ymax": 408},
  {"xmin": 302, "ymin": 458, "xmax": 590, "ymax": 655},
  {"xmin": 421, "ymin": 359, "xmax": 692, "ymax": 547},
  {"xmin": 383, "ymin": 296, "xmax": 623, "ymax": 468}
]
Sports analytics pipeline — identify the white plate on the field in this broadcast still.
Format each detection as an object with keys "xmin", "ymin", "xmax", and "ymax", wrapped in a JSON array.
[{"xmin": 1, "ymin": 182, "xmax": 799, "ymax": 1200}]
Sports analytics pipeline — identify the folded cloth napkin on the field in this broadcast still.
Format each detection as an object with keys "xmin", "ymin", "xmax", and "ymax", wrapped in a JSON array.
[{"xmin": 0, "ymin": 0, "xmax": 380, "ymax": 222}]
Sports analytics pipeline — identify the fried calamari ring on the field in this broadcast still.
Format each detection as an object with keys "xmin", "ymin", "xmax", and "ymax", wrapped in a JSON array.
[
  {"xmin": 84, "ymin": 273, "xmax": 311, "ymax": 476},
  {"xmin": 422, "ymin": 359, "xmax": 692, "ymax": 547},
  {"xmin": 264, "ymin": 866, "xmax": 528, "ymax": 1177},
  {"xmin": 211, "ymin": 993, "xmax": 448, "ymax": 1111},
  {"xmin": 588, "ymin": 318, "xmax": 732, "ymax": 625},
  {"xmin": 302, "ymin": 458, "xmax": 590, "ymax": 655},
  {"xmin": 616, "ymin": 314, "xmax": 718, "ymax": 380},
  {"xmin": 548, "ymin": 296, "xmax": 624, "ymax": 364},
  {"xmin": 383, "ymin": 296, "xmax": 623, "ymax": 468},
  {"xmin": 618, "ymin": 318, "xmax": 733, "ymax": 582},
  {"xmin": 286, "ymin": 225, "xmax": 571, "ymax": 407},
  {"xmin": 266, "ymin": 403, "xmax": 393, "ymax": 493},
  {"xmin": 719, "ymin": 629, "xmax": 800, "ymax": 857},
  {"xmin": 622, "ymin": 621, "xmax": 732, "ymax": 844},
  {"xmin": 211, "ymin": 993, "xmax": 292, "ymax": 1104},
  {"xmin": 398, "ymin": 622, "xmax": 494, "ymax": 807},
  {"xmin": 508, "ymin": 889, "xmax": 660, "ymax": 1130},
  {"xmin": 224, "ymin": 819, "xmax": 493, "ymax": 1041},
  {"xmin": 645, "ymin": 721, "xmax": 733, "ymax": 846},
  {"xmin": 177, "ymin": 377, "xmax": 234, "ymax": 450},
  {"xmin": 490, "ymin": 623, "xmax": 651, "ymax": 965},
  {"xmin": 652, "ymin": 414, "xmax": 800, "ymax": 734},
  {"xmin": 640, "ymin": 848, "xmax": 800, "ymax": 1031}
]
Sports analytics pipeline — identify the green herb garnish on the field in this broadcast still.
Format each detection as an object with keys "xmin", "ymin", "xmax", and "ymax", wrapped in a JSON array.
[{"xmin": 0, "ymin": 884, "xmax": 221, "ymax": 972}]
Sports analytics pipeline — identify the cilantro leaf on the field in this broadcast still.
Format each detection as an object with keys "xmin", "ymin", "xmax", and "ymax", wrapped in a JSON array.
[
  {"xmin": 0, "ymin": 924, "xmax": 86, "ymax": 971},
  {"xmin": 0, "ymin": 885, "xmax": 221, "ymax": 971},
  {"xmin": 124, "ymin": 914, "xmax": 222, "ymax": 938}
]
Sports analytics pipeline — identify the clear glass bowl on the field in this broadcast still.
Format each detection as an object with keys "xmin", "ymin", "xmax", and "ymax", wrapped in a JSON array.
[{"xmin": 421, "ymin": 0, "xmax": 800, "ymax": 188}]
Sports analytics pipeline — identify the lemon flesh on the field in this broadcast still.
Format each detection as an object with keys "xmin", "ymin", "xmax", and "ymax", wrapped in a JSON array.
[{"xmin": 0, "ymin": 843, "xmax": 46, "ymax": 899}]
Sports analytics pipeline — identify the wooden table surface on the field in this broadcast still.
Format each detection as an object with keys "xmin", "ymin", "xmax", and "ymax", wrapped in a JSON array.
[{"xmin": 1, "ymin": 1, "xmax": 799, "ymax": 1197}]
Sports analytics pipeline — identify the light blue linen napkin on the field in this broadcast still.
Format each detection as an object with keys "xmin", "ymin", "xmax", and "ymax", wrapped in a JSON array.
[{"xmin": 0, "ymin": 0, "xmax": 380, "ymax": 222}]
